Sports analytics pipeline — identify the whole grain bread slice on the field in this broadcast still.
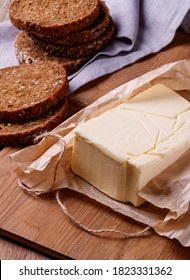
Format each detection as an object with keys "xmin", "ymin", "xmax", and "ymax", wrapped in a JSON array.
[
  {"xmin": 31, "ymin": 0, "xmax": 110, "ymax": 46},
  {"xmin": 15, "ymin": 32, "xmax": 90, "ymax": 75},
  {"xmin": 9, "ymin": 0, "xmax": 100, "ymax": 36},
  {"xmin": 0, "ymin": 61, "xmax": 68, "ymax": 123},
  {"xmin": 0, "ymin": 98, "xmax": 68, "ymax": 146},
  {"xmin": 31, "ymin": 19, "xmax": 116, "ymax": 59}
]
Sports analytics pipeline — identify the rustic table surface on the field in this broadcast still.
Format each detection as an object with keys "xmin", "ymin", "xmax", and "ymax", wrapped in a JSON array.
[{"xmin": 0, "ymin": 0, "xmax": 190, "ymax": 260}]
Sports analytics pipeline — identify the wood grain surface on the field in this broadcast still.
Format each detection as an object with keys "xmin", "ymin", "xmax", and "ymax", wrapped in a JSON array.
[
  {"xmin": 1, "ymin": 147, "xmax": 190, "ymax": 260},
  {"xmin": 0, "ymin": 0, "xmax": 190, "ymax": 260}
]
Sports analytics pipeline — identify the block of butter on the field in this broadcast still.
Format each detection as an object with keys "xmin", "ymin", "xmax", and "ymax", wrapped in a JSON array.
[{"xmin": 71, "ymin": 84, "xmax": 190, "ymax": 206}]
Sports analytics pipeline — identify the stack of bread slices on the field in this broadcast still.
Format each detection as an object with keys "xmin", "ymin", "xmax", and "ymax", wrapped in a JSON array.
[
  {"xmin": 9, "ymin": 0, "xmax": 116, "ymax": 75},
  {"xmin": 0, "ymin": 0, "xmax": 116, "ymax": 147},
  {"xmin": 0, "ymin": 62, "xmax": 68, "ymax": 146}
]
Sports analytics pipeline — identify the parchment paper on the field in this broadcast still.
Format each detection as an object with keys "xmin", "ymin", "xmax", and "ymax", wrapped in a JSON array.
[{"xmin": 10, "ymin": 59, "xmax": 190, "ymax": 246}]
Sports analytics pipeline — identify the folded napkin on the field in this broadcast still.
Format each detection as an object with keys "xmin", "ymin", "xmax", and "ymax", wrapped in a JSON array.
[{"xmin": 0, "ymin": 0, "xmax": 190, "ymax": 93}]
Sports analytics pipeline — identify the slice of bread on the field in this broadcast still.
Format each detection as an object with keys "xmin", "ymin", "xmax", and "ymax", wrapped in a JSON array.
[
  {"xmin": 9, "ymin": 0, "xmax": 100, "ymax": 36},
  {"xmin": 0, "ymin": 61, "xmax": 68, "ymax": 123},
  {"xmin": 15, "ymin": 32, "xmax": 90, "ymax": 75},
  {"xmin": 30, "ymin": 1, "xmax": 110, "ymax": 46},
  {"xmin": 31, "ymin": 19, "xmax": 116, "ymax": 59},
  {"xmin": 0, "ymin": 98, "xmax": 68, "ymax": 146}
]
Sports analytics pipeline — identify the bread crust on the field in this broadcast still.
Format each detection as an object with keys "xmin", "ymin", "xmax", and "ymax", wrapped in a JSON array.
[
  {"xmin": 0, "ymin": 98, "xmax": 68, "ymax": 146},
  {"xmin": 0, "ymin": 62, "xmax": 69, "ymax": 123},
  {"xmin": 15, "ymin": 32, "xmax": 90, "ymax": 75},
  {"xmin": 30, "ymin": 1, "xmax": 110, "ymax": 46},
  {"xmin": 9, "ymin": 0, "xmax": 100, "ymax": 36},
  {"xmin": 31, "ymin": 19, "xmax": 116, "ymax": 58}
]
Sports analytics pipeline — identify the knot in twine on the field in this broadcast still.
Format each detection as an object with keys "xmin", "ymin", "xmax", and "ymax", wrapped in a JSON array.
[
  {"xmin": 56, "ymin": 190, "xmax": 150, "ymax": 238},
  {"xmin": 34, "ymin": 130, "xmax": 65, "ymax": 144}
]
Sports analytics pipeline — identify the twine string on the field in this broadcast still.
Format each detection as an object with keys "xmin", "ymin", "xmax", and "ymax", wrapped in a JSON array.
[
  {"xmin": 34, "ymin": 131, "xmax": 64, "ymax": 144},
  {"xmin": 21, "ymin": 131, "xmax": 150, "ymax": 238},
  {"xmin": 56, "ymin": 190, "xmax": 150, "ymax": 238}
]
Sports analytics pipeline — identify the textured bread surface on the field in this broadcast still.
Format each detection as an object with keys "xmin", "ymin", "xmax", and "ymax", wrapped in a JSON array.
[
  {"xmin": 0, "ymin": 98, "xmax": 68, "ymax": 146},
  {"xmin": 9, "ymin": 0, "xmax": 100, "ymax": 36},
  {"xmin": 15, "ymin": 32, "xmax": 89, "ymax": 75},
  {"xmin": 0, "ymin": 61, "xmax": 68, "ymax": 122},
  {"xmin": 31, "ymin": 19, "xmax": 116, "ymax": 58},
  {"xmin": 31, "ymin": 1, "xmax": 110, "ymax": 46}
]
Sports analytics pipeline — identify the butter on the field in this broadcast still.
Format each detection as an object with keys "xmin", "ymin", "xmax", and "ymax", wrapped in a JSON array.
[{"xmin": 71, "ymin": 84, "xmax": 190, "ymax": 206}]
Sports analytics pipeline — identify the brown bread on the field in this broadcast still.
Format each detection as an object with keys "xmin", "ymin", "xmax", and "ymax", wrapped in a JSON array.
[
  {"xmin": 15, "ymin": 32, "xmax": 90, "ymax": 75},
  {"xmin": 0, "ymin": 98, "xmax": 68, "ymax": 146},
  {"xmin": 30, "ymin": 1, "xmax": 111, "ymax": 46},
  {"xmin": 9, "ymin": 0, "xmax": 100, "ymax": 36},
  {"xmin": 31, "ymin": 19, "xmax": 116, "ymax": 59},
  {"xmin": 0, "ymin": 62, "xmax": 68, "ymax": 123}
]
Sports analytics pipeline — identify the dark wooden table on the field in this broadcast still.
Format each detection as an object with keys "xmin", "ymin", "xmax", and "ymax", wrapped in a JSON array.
[{"xmin": 0, "ymin": 0, "xmax": 190, "ymax": 260}]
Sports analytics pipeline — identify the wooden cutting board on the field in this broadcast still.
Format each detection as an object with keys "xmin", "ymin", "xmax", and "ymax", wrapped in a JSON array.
[
  {"xmin": 1, "ymin": 29, "xmax": 190, "ymax": 260},
  {"xmin": 1, "ymin": 145, "xmax": 190, "ymax": 260}
]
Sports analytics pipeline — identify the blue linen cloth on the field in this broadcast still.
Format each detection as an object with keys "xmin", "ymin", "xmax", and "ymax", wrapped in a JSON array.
[{"xmin": 0, "ymin": 0, "xmax": 190, "ymax": 93}]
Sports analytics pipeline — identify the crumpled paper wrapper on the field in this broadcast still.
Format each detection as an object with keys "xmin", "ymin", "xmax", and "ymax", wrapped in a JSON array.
[{"xmin": 10, "ymin": 59, "xmax": 190, "ymax": 247}]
